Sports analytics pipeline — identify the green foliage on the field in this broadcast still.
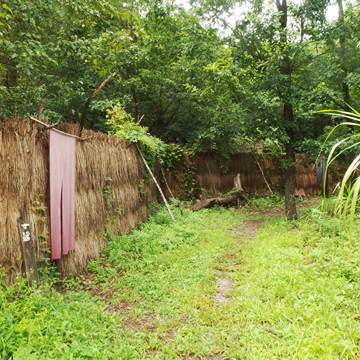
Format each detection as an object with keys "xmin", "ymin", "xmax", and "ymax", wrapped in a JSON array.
[
  {"xmin": 4, "ymin": 202, "xmax": 360, "ymax": 358},
  {"xmin": 0, "ymin": 207, "xmax": 240, "ymax": 359},
  {"xmin": 0, "ymin": 3, "xmax": 12, "ymax": 31},
  {"xmin": 158, "ymin": 143, "xmax": 185, "ymax": 171},
  {"xmin": 104, "ymin": 206, "xmax": 238, "ymax": 271},
  {"xmin": 107, "ymin": 104, "xmax": 200, "ymax": 199},
  {"xmin": 87, "ymin": 258, "xmax": 117, "ymax": 285},
  {"xmin": 31, "ymin": 194, "xmax": 58, "ymax": 285},
  {"xmin": 182, "ymin": 157, "xmax": 200, "ymax": 199},
  {"xmin": 230, "ymin": 213, "xmax": 360, "ymax": 358},
  {"xmin": 1, "ymin": 0, "xmax": 360, "ymax": 168},
  {"xmin": 106, "ymin": 103, "xmax": 161, "ymax": 162},
  {"xmin": 247, "ymin": 194, "xmax": 285, "ymax": 209},
  {"xmin": 0, "ymin": 0, "xmax": 134, "ymax": 125},
  {"xmin": 320, "ymin": 109, "xmax": 360, "ymax": 237},
  {"xmin": 0, "ymin": 267, "xmax": 135, "ymax": 359}
]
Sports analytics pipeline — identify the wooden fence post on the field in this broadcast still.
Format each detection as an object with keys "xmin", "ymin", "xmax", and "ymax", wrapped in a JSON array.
[{"xmin": 17, "ymin": 205, "xmax": 39, "ymax": 286}]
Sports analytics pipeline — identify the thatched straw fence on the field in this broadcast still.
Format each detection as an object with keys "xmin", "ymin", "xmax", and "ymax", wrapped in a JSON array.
[
  {"xmin": 0, "ymin": 119, "xmax": 155, "ymax": 283},
  {"xmin": 1, "ymin": 118, "xmax": 345, "ymax": 283},
  {"xmin": 162, "ymin": 152, "xmax": 344, "ymax": 199}
]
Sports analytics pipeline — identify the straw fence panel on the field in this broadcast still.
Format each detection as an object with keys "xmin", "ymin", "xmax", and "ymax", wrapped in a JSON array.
[
  {"xmin": 0, "ymin": 119, "xmax": 155, "ymax": 283},
  {"xmin": 163, "ymin": 152, "xmax": 343, "ymax": 199}
]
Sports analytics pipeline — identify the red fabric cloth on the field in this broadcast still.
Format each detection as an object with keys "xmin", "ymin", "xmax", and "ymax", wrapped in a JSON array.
[{"xmin": 49, "ymin": 129, "xmax": 76, "ymax": 260}]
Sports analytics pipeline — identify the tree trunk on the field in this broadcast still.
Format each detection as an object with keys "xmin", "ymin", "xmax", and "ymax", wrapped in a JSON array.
[
  {"xmin": 276, "ymin": 0, "xmax": 297, "ymax": 220},
  {"xmin": 284, "ymin": 134, "xmax": 297, "ymax": 220},
  {"xmin": 337, "ymin": 0, "xmax": 351, "ymax": 112}
]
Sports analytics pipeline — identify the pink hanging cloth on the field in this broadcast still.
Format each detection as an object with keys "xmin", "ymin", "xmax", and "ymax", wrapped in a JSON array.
[{"xmin": 49, "ymin": 129, "xmax": 76, "ymax": 260}]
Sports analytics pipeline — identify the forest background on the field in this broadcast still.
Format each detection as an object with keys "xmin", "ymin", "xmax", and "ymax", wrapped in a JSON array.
[{"xmin": 1, "ymin": 0, "xmax": 360, "ymax": 219}]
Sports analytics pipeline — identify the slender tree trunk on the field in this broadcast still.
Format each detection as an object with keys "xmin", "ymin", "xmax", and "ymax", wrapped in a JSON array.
[
  {"xmin": 284, "ymin": 125, "xmax": 297, "ymax": 220},
  {"xmin": 337, "ymin": 0, "xmax": 351, "ymax": 111},
  {"xmin": 277, "ymin": 0, "xmax": 297, "ymax": 220}
]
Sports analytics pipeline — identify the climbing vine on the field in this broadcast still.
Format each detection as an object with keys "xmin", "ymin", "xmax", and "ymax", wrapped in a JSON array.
[
  {"xmin": 106, "ymin": 104, "xmax": 161, "ymax": 168},
  {"xmin": 182, "ymin": 157, "xmax": 200, "ymax": 200},
  {"xmin": 32, "ymin": 194, "xmax": 59, "ymax": 285}
]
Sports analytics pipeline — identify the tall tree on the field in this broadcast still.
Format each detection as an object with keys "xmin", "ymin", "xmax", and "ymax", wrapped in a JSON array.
[
  {"xmin": 193, "ymin": 0, "xmax": 332, "ymax": 219},
  {"xmin": 112, "ymin": 0, "xmax": 233, "ymax": 148}
]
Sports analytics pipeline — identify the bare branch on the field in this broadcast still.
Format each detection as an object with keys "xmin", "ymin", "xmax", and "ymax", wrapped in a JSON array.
[
  {"xmin": 30, "ymin": 117, "xmax": 92, "ymax": 141},
  {"xmin": 78, "ymin": 72, "xmax": 116, "ymax": 137}
]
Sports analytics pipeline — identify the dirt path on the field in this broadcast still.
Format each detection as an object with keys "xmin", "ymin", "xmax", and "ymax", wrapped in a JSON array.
[
  {"xmin": 189, "ymin": 217, "xmax": 265, "ymax": 360},
  {"xmin": 214, "ymin": 218, "xmax": 265, "ymax": 306},
  {"xmin": 89, "ymin": 208, "xmax": 288, "ymax": 359}
]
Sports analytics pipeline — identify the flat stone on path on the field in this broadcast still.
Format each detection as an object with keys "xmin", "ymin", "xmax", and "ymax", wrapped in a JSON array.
[{"xmin": 215, "ymin": 276, "xmax": 233, "ymax": 304}]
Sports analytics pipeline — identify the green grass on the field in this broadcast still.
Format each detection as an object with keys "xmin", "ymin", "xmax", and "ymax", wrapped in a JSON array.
[
  {"xmin": 2, "ymin": 202, "xmax": 360, "ymax": 359},
  {"xmin": 227, "ymin": 216, "xmax": 360, "ymax": 359}
]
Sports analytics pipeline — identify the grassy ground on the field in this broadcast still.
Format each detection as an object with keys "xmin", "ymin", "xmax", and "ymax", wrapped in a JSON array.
[{"xmin": 2, "ymin": 198, "xmax": 360, "ymax": 359}]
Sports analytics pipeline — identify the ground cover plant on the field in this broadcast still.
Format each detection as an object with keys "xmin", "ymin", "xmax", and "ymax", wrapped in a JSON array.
[{"xmin": 2, "ymin": 199, "xmax": 360, "ymax": 359}]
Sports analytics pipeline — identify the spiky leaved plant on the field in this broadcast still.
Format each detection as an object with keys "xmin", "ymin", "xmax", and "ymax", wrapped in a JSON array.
[{"xmin": 319, "ymin": 108, "xmax": 360, "ymax": 238}]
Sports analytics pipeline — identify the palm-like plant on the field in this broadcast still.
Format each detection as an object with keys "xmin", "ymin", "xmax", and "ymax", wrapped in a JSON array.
[{"xmin": 319, "ymin": 108, "xmax": 360, "ymax": 236}]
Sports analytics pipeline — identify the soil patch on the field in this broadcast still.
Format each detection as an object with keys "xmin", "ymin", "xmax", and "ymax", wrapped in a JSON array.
[
  {"xmin": 122, "ymin": 315, "xmax": 156, "ymax": 332},
  {"xmin": 214, "ymin": 281, "xmax": 232, "ymax": 303},
  {"xmin": 106, "ymin": 300, "xmax": 133, "ymax": 314},
  {"xmin": 91, "ymin": 286, "xmax": 117, "ymax": 301},
  {"xmin": 230, "ymin": 218, "xmax": 265, "ymax": 237}
]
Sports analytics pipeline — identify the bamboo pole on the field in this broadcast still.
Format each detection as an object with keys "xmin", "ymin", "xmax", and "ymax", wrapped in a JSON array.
[
  {"xmin": 160, "ymin": 167, "xmax": 175, "ymax": 199},
  {"xmin": 253, "ymin": 152, "xmax": 274, "ymax": 196},
  {"xmin": 136, "ymin": 145, "xmax": 176, "ymax": 222}
]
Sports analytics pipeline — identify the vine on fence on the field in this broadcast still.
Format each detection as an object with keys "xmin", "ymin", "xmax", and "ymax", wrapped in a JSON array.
[{"xmin": 32, "ymin": 194, "xmax": 59, "ymax": 285}]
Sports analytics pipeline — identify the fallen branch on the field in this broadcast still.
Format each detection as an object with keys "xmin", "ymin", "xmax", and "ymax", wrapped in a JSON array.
[
  {"xmin": 190, "ymin": 190, "xmax": 247, "ymax": 211},
  {"xmin": 160, "ymin": 167, "xmax": 175, "ymax": 198},
  {"xmin": 30, "ymin": 116, "xmax": 60, "ymax": 129},
  {"xmin": 31, "ymin": 116, "xmax": 61, "ymax": 142}
]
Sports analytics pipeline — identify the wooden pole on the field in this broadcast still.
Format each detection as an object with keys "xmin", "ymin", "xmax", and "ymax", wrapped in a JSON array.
[
  {"xmin": 30, "ymin": 117, "xmax": 92, "ymax": 141},
  {"xmin": 160, "ymin": 167, "xmax": 175, "ymax": 198},
  {"xmin": 136, "ymin": 145, "xmax": 176, "ymax": 222},
  {"xmin": 253, "ymin": 153, "xmax": 274, "ymax": 196},
  {"xmin": 78, "ymin": 72, "xmax": 116, "ymax": 137},
  {"xmin": 17, "ymin": 204, "xmax": 39, "ymax": 286},
  {"xmin": 29, "ymin": 116, "xmax": 59, "ymax": 128}
]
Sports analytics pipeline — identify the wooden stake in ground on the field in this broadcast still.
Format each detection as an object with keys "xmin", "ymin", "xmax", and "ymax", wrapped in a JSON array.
[
  {"xmin": 17, "ymin": 205, "xmax": 39, "ymax": 286},
  {"xmin": 136, "ymin": 145, "xmax": 176, "ymax": 222}
]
